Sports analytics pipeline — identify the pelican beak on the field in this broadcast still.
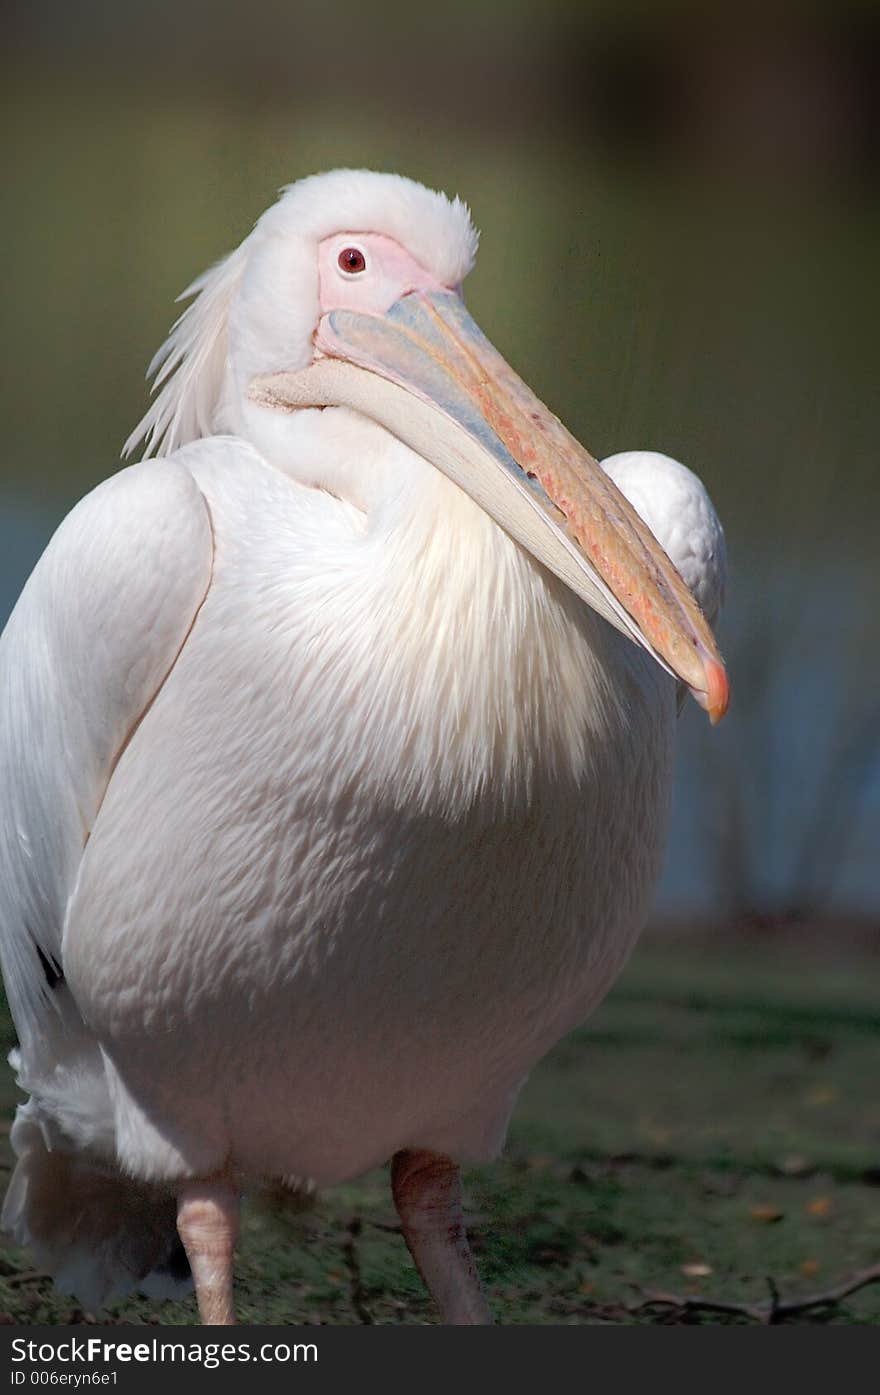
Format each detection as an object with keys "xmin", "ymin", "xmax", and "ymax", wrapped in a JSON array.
[{"xmin": 249, "ymin": 290, "xmax": 729, "ymax": 723}]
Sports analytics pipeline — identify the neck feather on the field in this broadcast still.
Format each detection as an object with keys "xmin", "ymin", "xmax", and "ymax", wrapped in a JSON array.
[{"xmin": 243, "ymin": 402, "xmax": 667, "ymax": 817}]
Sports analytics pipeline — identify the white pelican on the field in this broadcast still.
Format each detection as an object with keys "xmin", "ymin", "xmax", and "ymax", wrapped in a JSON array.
[{"xmin": 0, "ymin": 170, "xmax": 727, "ymax": 1325}]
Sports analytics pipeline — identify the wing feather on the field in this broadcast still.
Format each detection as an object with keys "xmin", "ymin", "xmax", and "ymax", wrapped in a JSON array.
[
  {"xmin": 600, "ymin": 451, "xmax": 727, "ymax": 625},
  {"xmin": 0, "ymin": 459, "xmax": 213, "ymax": 1059}
]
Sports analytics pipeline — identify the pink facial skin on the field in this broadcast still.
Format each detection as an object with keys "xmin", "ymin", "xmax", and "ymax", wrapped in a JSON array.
[{"xmin": 317, "ymin": 233, "xmax": 447, "ymax": 317}]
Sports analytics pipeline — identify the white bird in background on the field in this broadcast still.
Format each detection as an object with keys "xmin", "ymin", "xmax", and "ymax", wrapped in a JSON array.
[{"xmin": 0, "ymin": 170, "xmax": 727, "ymax": 1326}]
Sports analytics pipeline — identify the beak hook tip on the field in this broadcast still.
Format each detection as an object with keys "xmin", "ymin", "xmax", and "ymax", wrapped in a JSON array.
[{"xmin": 705, "ymin": 658, "xmax": 730, "ymax": 725}]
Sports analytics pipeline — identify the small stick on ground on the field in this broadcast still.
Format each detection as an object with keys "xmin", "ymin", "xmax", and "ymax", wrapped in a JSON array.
[
  {"xmin": 632, "ymin": 1263, "xmax": 880, "ymax": 1324},
  {"xmin": 364, "ymin": 1219, "xmax": 402, "ymax": 1235},
  {"xmin": 7, "ymin": 1271, "xmax": 51, "ymax": 1289},
  {"xmin": 342, "ymin": 1218, "xmax": 373, "ymax": 1325}
]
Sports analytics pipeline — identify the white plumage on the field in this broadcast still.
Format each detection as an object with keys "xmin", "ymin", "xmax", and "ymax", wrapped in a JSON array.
[
  {"xmin": 0, "ymin": 170, "xmax": 726, "ymax": 1322},
  {"xmin": 601, "ymin": 452, "xmax": 727, "ymax": 624}
]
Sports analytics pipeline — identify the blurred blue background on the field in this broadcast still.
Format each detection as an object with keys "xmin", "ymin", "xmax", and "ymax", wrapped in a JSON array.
[{"xmin": 2, "ymin": 1, "xmax": 878, "ymax": 924}]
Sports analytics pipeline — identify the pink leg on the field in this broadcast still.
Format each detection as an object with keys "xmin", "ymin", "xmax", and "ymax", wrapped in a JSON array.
[
  {"xmin": 391, "ymin": 1149, "xmax": 493, "ymax": 1325},
  {"xmin": 177, "ymin": 1180, "xmax": 240, "ymax": 1325}
]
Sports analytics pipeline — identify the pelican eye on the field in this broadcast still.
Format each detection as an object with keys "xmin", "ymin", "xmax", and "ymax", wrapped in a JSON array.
[{"xmin": 338, "ymin": 247, "xmax": 367, "ymax": 274}]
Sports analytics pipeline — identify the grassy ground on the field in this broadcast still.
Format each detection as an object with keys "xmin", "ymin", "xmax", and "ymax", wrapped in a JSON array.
[{"xmin": 0, "ymin": 932, "xmax": 877, "ymax": 1325}]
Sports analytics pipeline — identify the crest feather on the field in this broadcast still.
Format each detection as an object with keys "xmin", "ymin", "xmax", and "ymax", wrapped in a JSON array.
[{"xmin": 124, "ymin": 238, "xmax": 251, "ymax": 460}]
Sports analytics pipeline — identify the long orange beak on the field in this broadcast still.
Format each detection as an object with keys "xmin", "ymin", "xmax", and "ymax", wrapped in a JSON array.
[{"xmin": 250, "ymin": 290, "xmax": 729, "ymax": 723}]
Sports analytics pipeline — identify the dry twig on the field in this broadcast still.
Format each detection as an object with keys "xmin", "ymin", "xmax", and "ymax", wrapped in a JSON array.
[
  {"xmin": 632, "ymin": 1264, "xmax": 880, "ymax": 1324},
  {"xmin": 342, "ymin": 1218, "xmax": 373, "ymax": 1325},
  {"xmin": 6, "ymin": 1271, "xmax": 51, "ymax": 1289}
]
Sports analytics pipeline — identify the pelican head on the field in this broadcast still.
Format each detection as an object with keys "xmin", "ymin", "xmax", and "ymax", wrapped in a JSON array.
[{"xmin": 128, "ymin": 169, "xmax": 728, "ymax": 723}]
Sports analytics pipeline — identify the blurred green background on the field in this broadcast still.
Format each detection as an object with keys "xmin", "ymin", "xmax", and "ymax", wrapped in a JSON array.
[{"xmin": 0, "ymin": 0, "xmax": 877, "ymax": 1325}]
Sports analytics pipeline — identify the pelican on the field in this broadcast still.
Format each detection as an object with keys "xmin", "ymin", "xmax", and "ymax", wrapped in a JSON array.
[{"xmin": 0, "ymin": 170, "xmax": 727, "ymax": 1325}]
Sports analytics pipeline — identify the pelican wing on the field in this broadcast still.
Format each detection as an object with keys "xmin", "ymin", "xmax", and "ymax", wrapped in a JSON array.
[
  {"xmin": 0, "ymin": 460, "xmax": 213, "ymax": 1059},
  {"xmin": 600, "ymin": 452, "xmax": 727, "ymax": 628},
  {"xmin": 599, "ymin": 451, "xmax": 727, "ymax": 716}
]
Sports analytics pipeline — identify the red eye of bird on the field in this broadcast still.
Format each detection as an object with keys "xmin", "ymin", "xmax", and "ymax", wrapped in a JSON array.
[{"xmin": 338, "ymin": 247, "xmax": 366, "ymax": 274}]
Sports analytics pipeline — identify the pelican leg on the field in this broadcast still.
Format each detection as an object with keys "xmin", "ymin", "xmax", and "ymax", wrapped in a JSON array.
[
  {"xmin": 177, "ymin": 1179, "xmax": 240, "ymax": 1325},
  {"xmin": 391, "ymin": 1149, "xmax": 492, "ymax": 1325}
]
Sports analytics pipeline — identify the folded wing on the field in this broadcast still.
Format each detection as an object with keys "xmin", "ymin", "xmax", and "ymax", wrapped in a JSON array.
[{"xmin": 0, "ymin": 459, "xmax": 213, "ymax": 1064}]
